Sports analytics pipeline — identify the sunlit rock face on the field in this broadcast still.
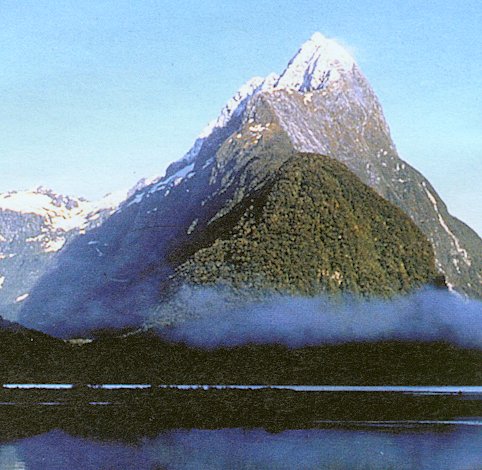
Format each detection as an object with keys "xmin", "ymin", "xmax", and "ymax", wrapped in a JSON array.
[{"xmin": 19, "ymin": 33, "xmax": 481, "ymax": 336}]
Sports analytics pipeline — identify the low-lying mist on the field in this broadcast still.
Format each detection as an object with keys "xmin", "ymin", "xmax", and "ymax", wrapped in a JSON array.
[
  {"xmin": 18, "ymin": 280, "xmax": 482, "ymax": 349},
  {"xmin": 153, "ymin": 286, "xmax": 482, "ymax": 349}
]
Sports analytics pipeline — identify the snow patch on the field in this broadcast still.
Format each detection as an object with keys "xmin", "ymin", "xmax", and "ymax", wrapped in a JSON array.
[
  {"xmin": 202, "ymin": 158, "xmax": 214, "ymax": 170},
  {"xmin": 303, "ymin": 93, "xmax": 313, "ymax": 104},
  {"xmin": 44, "ymin": 238, "xmax": 66, "ymax": 253},
  {"xmin": 15, "ymin": 293, "xmax": 29, "ymax": 303},
  {"xmin": 260, "ymin": 72, "xmax": 280, "ymax": 92},
  {"xmin": 0, "ymin": 191, "xmax": 54, "ymax": 215},
  {"xmin": 94, "ymin": 246, "xmax": 104, "ymax": 257},
  {"xmin": 125, "ymin": 192, "xmax": 144, "ymax": 207},
  {"xmin": 147, "ymin": 163, "xmax": 195, "ymax": 197},
  {"xmin": 26, "ymin": 235, "xmax": 43, "ymax": 243},
  {"xmin": 248, "ymin": 124, "xmax": 266, "ymax": 134},
  {"xmin": 0, "ymin": 276, "xmax": 4, "ymax": 288}
]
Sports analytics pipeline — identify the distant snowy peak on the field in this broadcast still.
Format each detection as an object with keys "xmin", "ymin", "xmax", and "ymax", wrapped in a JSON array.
[
  {"xmin": 0, "ymin": 189, "xmax": 82, "ymax": 231},
  {"xmin": 0, "ymin": 187, "xmax": 126, "ymax": 235}
]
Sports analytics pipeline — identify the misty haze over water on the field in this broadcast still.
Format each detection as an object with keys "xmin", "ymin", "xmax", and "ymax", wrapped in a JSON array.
[{"xmin": 154, "ymin": 286, "xmax": 482, "ymax": 349}]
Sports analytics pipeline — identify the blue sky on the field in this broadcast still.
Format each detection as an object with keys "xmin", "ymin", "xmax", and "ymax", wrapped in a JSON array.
[{"xmin": 0, "ymin": 0, "xmax": 481, "ymax": 233}]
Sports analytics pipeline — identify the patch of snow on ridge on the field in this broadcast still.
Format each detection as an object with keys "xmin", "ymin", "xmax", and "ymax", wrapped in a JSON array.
[
  {"xmin": 176, "ymin": 76, "xmax": 266, "ymax": 169},
  {"xmin": 422, "ymin": 182, "xmax": 471, "ymax": 267},
  {"xmin": 126, "ymin": 163, "xmax": 197, "ymax": 207},
  {"xmin": 260, "ymin": 72, "xmax": 280, "ymax": 92},
  {"xmin": 150, "ymin": 163, "xmax": 195, "ymax": 193},
  {"xmin": 0, "ymin": 191, "xmax": 54, "ymax": 216},
  {"xmin": 0, "ymin": 188, "xmax": 127, "ymax": 234},
  {"xmin": 86, "ymin": 190, "xmax": 128, "ymax": 214},
  {"xmin": 44, "ymin": 237, "xmax": 66, "ymax": 253},
  {"xmin": 15, "ymin": 293, "xmax": 29, "ymax": 303},
  {"xmin": 125, "ymin": 192, "xmax": 145, "ymax": 207}
]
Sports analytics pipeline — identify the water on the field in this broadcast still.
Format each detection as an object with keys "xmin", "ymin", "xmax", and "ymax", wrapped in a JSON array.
[
  {"xmin": 0, "ymin": 385, "xmax": 480, "ymax": 469},
  {"xmin": 1, "ymin": 426, "xmax": 481, "ymax": 470},
  {"xmin": 4, "ymin": 384, "xmax": 482, "ymax": 393}
]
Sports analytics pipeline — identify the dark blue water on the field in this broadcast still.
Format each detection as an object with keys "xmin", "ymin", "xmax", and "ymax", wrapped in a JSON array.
[{"xmin": 1, "ymin": 426, "xmax": 481, "ymax": 470}]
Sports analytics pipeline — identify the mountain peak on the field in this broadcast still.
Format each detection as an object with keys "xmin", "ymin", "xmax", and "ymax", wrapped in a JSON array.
[{"xmin": 276, "ymin": 33, "xmax": 356, "ymax": 91}]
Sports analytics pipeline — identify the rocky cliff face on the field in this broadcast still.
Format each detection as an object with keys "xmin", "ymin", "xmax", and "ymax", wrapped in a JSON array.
[{"xmin": 18, "ymin": 33, "xmax": 480, "ymax": 337}]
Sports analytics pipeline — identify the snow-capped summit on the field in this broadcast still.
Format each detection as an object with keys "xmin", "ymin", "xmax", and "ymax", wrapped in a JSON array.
[
  {"xmin": 276, "ymin": 32, "xmax": 356, "ymax": 91},
  {"xmin": 149, "ymin": 33, "xmax": 357, "ymax": 193}
]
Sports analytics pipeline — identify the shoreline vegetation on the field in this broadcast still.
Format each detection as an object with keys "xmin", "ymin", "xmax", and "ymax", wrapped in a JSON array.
[
  {"xmin": 0, "ymin": 387, "xmax": 480, "ymax": 443},
  {"xmin": 1, "ymin": 324, "xmax": 480, "ymax": 384}
]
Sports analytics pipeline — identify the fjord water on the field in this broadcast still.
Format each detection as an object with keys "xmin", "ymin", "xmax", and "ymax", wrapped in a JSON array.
[
  {"xmin": 1, "ymin": 426, "xmax": 481, "ymax": 470},
  {"xmin": 0, "ymin": 386, "xmax": 481, "ymax": 469}
]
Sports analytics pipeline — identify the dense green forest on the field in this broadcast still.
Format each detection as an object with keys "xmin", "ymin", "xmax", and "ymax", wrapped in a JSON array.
[
  {"xmin": 1, "ymin": 322, "xmax": 479, "ymax": 385},
  {"xmin": 174, "ymin": 153, "xmax": 438, "ymax": 296}
]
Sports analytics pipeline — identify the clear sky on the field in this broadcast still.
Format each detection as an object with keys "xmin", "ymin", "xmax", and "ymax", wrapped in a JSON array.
[{"xmin": 0, "ymin": 0, "xmax": 481, "ymax": 233}]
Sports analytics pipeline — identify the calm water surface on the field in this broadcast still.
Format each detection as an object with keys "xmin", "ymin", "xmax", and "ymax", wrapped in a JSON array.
[
  {"xmin": 0, "ymin": 385, "xmax": 480, "ymax": 469},
  {"xmin": 1, "ymin": 426, "xmax": 481, "ymax": 470}
]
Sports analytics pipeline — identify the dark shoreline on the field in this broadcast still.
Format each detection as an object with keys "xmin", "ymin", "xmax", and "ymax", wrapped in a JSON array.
[
  {"xmin": 0, "ymin": 388, "xmax": 480, "ymax": 443},
  {"xmin": 2, "ymin": 333, "xmax": 481, "ymax": 385}
]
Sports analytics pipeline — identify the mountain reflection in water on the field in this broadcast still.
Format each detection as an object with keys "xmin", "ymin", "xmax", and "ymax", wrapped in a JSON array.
[
  {"xmin": 1, "ymin": 426, "xmax": 481, "ymax": 470},
  {"xmin": 0, "ymin": 387, "xmax": 480, "ymax": 469}
]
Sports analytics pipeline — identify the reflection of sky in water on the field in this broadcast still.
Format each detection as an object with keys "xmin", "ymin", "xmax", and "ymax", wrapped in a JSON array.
[
  {"xmin": 0, "ymin": 445, "xmax": 26, "ymax": 469},
  {"xmin": 1, "ymin": 427, "xmax": 480, "ymax": 470}
]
